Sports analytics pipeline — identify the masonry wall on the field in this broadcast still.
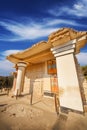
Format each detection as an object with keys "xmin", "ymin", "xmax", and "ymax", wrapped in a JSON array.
[
  {"xmin": 23, "ymin": 62, "xmax": 52, "ymax": 97},
  {"xmin": 83, "ymin": 79, "xmax": 87, "ymax": 104},
  {"xmin": 75, "ymin": 57, "xmax": 87, "ymax": 110}
]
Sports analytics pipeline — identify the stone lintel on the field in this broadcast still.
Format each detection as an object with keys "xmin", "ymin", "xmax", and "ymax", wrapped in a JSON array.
[
  {"xmin": 51, "ymin": 40, "xmax": 76, "ymax": 57},
  {"xmin": 54, "ymin": 49, "xmax": 74, "ymax": 57},
  {"xmin": 77, "ymin": 35, "xmax": 87, "ymax": 42},
  {"xmin": 51, "ymin": 39, "xmax": 76, "ymax": 52}
]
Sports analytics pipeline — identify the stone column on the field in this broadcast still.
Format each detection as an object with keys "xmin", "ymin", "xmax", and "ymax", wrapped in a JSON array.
[
  {"xmin": 14, "ymin": 62, "xmax": 27, "ymax": 96},
  {"xmin": 12, "ymin": 72, "xmax": 17, "ymax": 91},
  {"xmin": 51, "ymin": 41, "xmax": 84, "ymax": 112}
]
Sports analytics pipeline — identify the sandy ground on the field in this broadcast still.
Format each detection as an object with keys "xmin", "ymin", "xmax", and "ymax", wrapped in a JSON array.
[{"xmin": 0, "ymin": 94, "xmax": 87, "ymax": 130}]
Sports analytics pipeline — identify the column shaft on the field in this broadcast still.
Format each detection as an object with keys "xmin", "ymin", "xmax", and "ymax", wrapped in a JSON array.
[{"xmin": 14, "ymin": 62, "xmax": 27, "ymax": 96}]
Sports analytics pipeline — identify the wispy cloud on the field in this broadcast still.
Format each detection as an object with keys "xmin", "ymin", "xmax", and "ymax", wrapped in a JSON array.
[
  {"xmin": 0, "ymin": 20, "xmax": 58, "ymax": 42},
  {"xmin": 45, "ymin": 18, "xmax": 82, "ymax": 27},
  {"xmin": 48, "ymin": 0, "xmax": 87, "ymax": 17},
  {"xmin": 76, "ymin": 52, "xmax": 87, "ymax": 65},
  {"xmin": 0, "ymin": 17, "xmax": 85, "ymax": 42}
]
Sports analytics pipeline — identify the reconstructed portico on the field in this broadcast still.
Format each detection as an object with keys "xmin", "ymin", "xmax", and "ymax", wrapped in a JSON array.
[{"xmin": 7, "ymin": 28, "xmax": 87, "ymax": 113}]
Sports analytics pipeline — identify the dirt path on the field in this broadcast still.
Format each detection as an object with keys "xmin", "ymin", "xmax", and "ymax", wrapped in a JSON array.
[
  {"xmin": 0, "ymin": 95, "xmax": 87, "ymax": 130},
  {"xmin": 0, "ymin": 95, "xmax": 57, "ymax": 130}
]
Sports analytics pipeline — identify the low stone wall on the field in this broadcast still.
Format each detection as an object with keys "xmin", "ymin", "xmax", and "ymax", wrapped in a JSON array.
[{"xmin": 83, "ymin": 79, "xmax": 87, "ymax": 104}]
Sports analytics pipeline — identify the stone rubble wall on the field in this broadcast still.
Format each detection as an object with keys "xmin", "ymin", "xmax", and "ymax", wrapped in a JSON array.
[
  {"xmin": 75, "ymin": 57, "xmax": 87, "ymax": 105},
  {"xmin": 83, "ymin": 79, "xmax": 87, "ymax": 104}
]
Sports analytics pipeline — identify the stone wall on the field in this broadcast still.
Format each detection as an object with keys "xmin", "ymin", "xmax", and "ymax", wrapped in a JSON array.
[
  {"xmin": 75, "ymin": 57, "xmax": 85, "ymax": 104},
  {"xmin": 23, "ymin": 62, "xmax": 52, "ymax": 97},
  {"xmin": 75, "ymin": 57, "xmax": 87, "ymax": 112},
  {"xmin": 83, "ymin": 79, "xmax": 87, "ymax": 104}
]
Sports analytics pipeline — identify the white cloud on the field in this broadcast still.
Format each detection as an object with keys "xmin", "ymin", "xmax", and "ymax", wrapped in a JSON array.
[
  {"xmin": 45, "ymin": 18, "xmax": 82, "ymax": 26},
  {"xmin": 76, "ymin": 52, "xmax": 87, "ymax": 65},
  {"xmin": 48, "ymin": 0, "xmax": 87, "ymax": 17},
  {"xmin": 0, "ymin": 50, "xmax": 21, "ymax": 76},
  {"xmin": 74, "ymin": 3, "xmax": 84, "ymax": 10},
  {"xmin": 0, "ymin": 17, "xmax": 85, "ymax": 42},
  {"xmin": 1, "ymin": 50, "xmax": 22, "ymax": 56},
  {"xmin": 0, "ymin": 60, "xmax": 14, "ymax": 71},
  {"xmin": 0, "ymin": 20, "xmax": 58, "ymax": 41},
  {"xmin": 0, "ymin": 59, "xmax": 15, "ymax": 76}
]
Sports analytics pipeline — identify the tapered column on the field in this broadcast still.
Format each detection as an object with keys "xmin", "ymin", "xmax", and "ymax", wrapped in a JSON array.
[
  {"xmin": 12, "ymin": 72, "xmax": 17, "ymax": 91},
  {"xmin": 14, "ymin": 62, "xmax": 27, "ymax": 96},
  {"xmin": 51, "ymin": 41, "xmax": 84, "ymax": 112}
]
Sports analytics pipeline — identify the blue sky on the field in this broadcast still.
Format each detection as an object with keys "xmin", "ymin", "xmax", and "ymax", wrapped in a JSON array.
[{"xmin": 0, "ymin": 0, "xmax": 87, "ymax": 76}]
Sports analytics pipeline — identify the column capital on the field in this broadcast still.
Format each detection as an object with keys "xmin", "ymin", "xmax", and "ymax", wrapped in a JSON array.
[
  {"xmin": 51, "ymin": 40, "xmax": 76, "ymax": 57},
  {"xmin": 17, "ymin": 62, "xmax": 28, "ymax": 68}
]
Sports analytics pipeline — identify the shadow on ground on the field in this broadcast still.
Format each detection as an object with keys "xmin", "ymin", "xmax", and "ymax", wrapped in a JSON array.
[
  {"xmin": 52, "ymin": 112, "xmax": 87, "ymax": 130},
  {"xmin": 52, "ymin": 114, "xmax": 68, "ymax": 130}
]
